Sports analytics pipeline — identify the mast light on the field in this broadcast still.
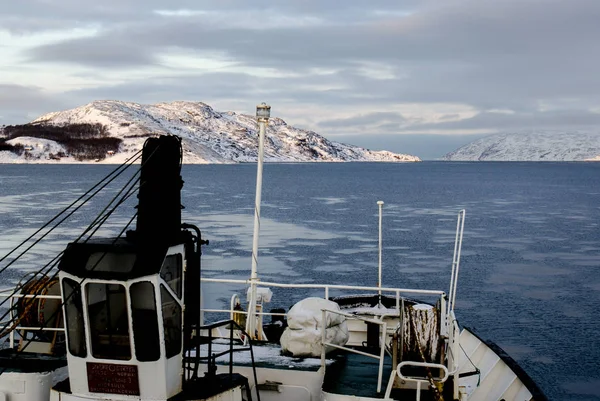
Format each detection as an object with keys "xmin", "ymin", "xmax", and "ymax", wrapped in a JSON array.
[{"xmin": 256, "ymin": 102, "xmax": 271, "ymax": 122}]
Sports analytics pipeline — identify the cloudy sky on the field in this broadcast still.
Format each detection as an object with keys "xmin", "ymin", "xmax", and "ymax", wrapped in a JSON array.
[{"xmin": 1, "ymin": 0, "xmax": 600, "ymax": 158}]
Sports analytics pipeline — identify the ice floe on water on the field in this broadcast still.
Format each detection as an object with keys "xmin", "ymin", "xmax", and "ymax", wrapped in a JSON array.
[{"xmin": 311, "ymin": 197, "xmax": 347, "ymax": 205}]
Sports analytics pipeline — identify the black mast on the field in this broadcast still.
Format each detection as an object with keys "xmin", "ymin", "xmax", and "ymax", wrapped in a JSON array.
[{"xmin": 135, "ymin": 135, "xmax": 184, "ymax": 245}]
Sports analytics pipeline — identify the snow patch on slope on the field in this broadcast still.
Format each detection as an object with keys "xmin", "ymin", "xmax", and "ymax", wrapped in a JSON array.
[
  {"xmin": 443, "ymin": 131, "xmax": 600, "ymax": 161},
  {"xmin": 0, "ymin": 137, "xmax": 73, "ymax": 164}
]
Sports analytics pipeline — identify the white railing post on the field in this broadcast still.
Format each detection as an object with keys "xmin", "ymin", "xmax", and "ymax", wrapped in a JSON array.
[
  {"xmin": 448, "ymin": 210, "xmax": 461, "ymax": 314},
  {"xmin": 451, "ymin": 210, "xmax": 466, "ymax": 311},
  {"xmin": 9, "ymin": 296, "xmax": 14, "ymax": 349},
  {"xmin": 377, "ymin": 200, "xmax": 384, "ymax": 304},
  {"xmin": 321, "ymin": 309, "xmax": 327, "ymax": 370}
]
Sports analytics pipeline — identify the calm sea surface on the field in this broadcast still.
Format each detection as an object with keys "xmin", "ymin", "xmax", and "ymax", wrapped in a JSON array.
[{"xmin": 1, "ymin": 162, "xmax": 599, "ymax": 400}]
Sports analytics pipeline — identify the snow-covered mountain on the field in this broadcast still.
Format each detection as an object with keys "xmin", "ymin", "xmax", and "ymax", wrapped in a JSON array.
[
  {"xmin": 0, "ymin": 101, "xmax": 420, "ymax": 164},
  {"xmin": 443, "ymin": 131, "xmax": 600, "ymax": 161}
]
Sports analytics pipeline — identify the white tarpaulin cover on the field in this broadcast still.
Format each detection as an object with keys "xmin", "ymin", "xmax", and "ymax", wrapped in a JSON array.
[{"xmin": 280, "ymin": 297, "xmax": 349, "ymax": 357}]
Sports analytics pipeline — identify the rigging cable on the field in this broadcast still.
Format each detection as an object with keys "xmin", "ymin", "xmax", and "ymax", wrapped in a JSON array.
[
  {"xmin": 0, "ymin": 210, "xmax": 139, "ymax": 376},
  {"xmin": 0, "ymin": 150, "xmax": 143, "ymax": 299},
  {"xmin": 0, "ymin": 182, "xmax": 142, "ymax": 338},
  {"xmin": 0, "ymin": 151, "xmax": 146, "ymax": 335},
  {"xmin": 0, "ymin": 176, "xmax": 142, "ymax": 338},
  {"xmin": 0, "ymin": 170, "xmax": 143, "ymax": 337},
  {"xmin": 0, "ymin": 139, "xmax": 162, "ymax": 370},
  {"xmin": 0, "ymin": 148, "xmax": 144, "ymax": 274}
]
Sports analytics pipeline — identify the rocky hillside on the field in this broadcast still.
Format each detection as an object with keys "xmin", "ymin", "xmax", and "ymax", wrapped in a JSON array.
[
  {"xmin": 443, "ymin": 132, "xmax": 600, "ymax": 161},
  {"xmin": 0, "ymin": 101, "xmax": 420, "ymax": 163}
]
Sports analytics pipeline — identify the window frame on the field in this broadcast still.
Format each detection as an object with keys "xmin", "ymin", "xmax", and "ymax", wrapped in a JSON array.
[
  {"xmin": 62, "ymin": 277, "xmax": 87, "ymax": 358},
  {"xmin": 160, "ymin": 284, "xmax": 183, "ymax": 359},
  {"xmin": 85, "ymin": 282, "xmax": 132, "ymax": 361},
  {"xmin": 160, "ymin": 253, "xmax": 183, "ymax": 299},
  {"xmin": 129, "ymin": 281, "xmax": 161, "ymax": 362}
]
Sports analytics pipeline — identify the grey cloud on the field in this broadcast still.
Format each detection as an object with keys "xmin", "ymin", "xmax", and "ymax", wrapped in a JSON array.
[
  {"xmin": 63, "ymin": 72, "xmax": 269, "ymax": 103},
  {"xmin": 320, "ymin": 112, "xmax": 406, "ymax": 128},
  {"xmin": 1, "ymin": 0, "xmax": 420, "ymax": 33},
  {"xmin": 5, "ymin": 0, "xmax": 600, "ymax": 135},
  {"xmin": 23, "ymin": 0, "xmax": 600, "ymax": 110},
  {"xmin": 2, "ymin": 0, "xmax": 419, "ymax": 19},
  {"xmin": 0, "ymin": 84, "xmax": 70, "ymax": 124},
  {"xmin": 28, "ymin": 37, "xmax": 158, "ymax": 68}
]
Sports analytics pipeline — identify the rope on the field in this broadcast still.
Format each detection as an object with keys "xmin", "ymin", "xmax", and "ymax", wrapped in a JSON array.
[
  {"xmin": 0, "ymin": 278, "xmax": 57, "ymax": 338},
  {"xmin": 409, "ymin": 309, "xmax": 444, "ymax": 401}
]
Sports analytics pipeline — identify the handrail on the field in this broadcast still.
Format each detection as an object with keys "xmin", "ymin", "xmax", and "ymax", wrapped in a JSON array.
[
  {"xmin": 320, "ymin": 308, "xmax": 388, "ymax": 393},
  {"xmin": 188, "ymin": 319, "xmax": 261, "ymax": 401},
  {"xmin": 397, "ymin": 361, "xmax": 449, "ymax": 383},
  {"xmin": 447, "ymin": 209, "xmax": 466, "ymax": 315},
  {"xmin": 201, "ymin": 278, "xmax": 446, "ymax": 296},
  {"xmin": 0, "ymin": 292, "xmax": 65, "ymax": 349},
  {"xmin": 205, "ymin": 308, "xmax": 287, "ymax": 317},
  {"xmin": 0, "ymin": 293, "xmax": 61, "ymax": 299},
  {"xmin": 202, "ymin": 278, "xmax": 448, "ymax": 342},
  {"xmin": 385, "ymin": 361, "xmax": 449, "ymax": 401},
  {"xmin": 203, "ymin": 278, "xmax": 445, "ymax": 325}
]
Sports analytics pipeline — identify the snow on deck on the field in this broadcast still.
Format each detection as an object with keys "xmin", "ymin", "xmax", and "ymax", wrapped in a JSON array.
[{"xmin": 198, "ymin": 339, "xmax": 333, "ymax": 370}]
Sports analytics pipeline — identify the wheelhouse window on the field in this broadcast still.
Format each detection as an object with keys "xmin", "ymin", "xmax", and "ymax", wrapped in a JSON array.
[
  {"xmin": 62, "ymin": 278, "xmax": 86, "ymax": 357},
  {"xmin": 130, "ymin": 282, "xmax": 160, "ymax": 362},
  {"xmin": 86, "ymin": 283, "xmax": 131, "ymax": 360},
  {"xmin": 160, "ymin": 254, "xmax": 182, "ymax": 298},
  {"xmin": 85, "ymin": 252, "xmax": 136, "ymax": 273},
  {"xmin": 161, "ymin": 284, "xmax": 182, "ymax": 358}
]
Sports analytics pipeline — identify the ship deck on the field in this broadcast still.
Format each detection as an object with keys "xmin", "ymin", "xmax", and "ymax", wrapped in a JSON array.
[
  {"xmin": 0, "ymin": 348, "xmax": 67, "ymax": 373},
  {"xmin": 209, "ymin": 341, "xmax": 454, "ymax": 400}
]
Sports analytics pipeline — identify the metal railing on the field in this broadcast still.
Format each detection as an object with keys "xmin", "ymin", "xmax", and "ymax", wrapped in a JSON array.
[
  {"xmin": 202, "ymin": 278, "xmax": 445, "ymax": 299},
  {"xmin": 201, "ymin": 277, "xmax": 445, "ymax": 319},
  {"xmin": 383, "ymin": 361, "xmax": 449, "ymax": 401},
  {"xmin": 447, "ymin": 210, "xmax": 466, "ymax": 315},
  {"xmin": 0, "ymin": 290, "xmax": 64, "ymax": 349},
  {"xmin": 320, "ymin": 308, "xmax": 388, "ymax": 393},
  {"xmin": 200, "ymin": 278, "xmax": 457, "ymax": 397},
  {"xmin": 186, "ymin": 319, "xmax": 261, "ymax": 401}
]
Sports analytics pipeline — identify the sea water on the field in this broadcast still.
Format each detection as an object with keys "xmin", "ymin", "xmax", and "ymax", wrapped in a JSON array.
[{"xmin": 1, "ymin": 162, "xmax": 599, "ymax": 400}]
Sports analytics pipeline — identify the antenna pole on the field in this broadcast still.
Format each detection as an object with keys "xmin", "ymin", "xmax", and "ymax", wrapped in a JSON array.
[
  {"xmin": 377, "ymin": 200, "xmax": 384, "ymax": 305},
  {"xmin": 247, "ymin": 103, "xmax": 271, "ymax": 340}
]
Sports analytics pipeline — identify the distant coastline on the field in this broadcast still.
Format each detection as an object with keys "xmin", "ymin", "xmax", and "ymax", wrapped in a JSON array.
[{"xmin": 0, "ymin": 100, "xmax": 421, "ymax": 164}]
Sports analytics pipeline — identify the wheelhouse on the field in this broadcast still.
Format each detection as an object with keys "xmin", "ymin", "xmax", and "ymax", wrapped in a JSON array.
[{"xmin": 58, "ymin": 239, "xmax": 189, "ymax": 399}]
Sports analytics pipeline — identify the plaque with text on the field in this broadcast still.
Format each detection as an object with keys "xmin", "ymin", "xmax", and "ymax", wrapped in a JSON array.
[{"xmin": 87, "ymin": 362, "xmax": 140, "ymax": 396}]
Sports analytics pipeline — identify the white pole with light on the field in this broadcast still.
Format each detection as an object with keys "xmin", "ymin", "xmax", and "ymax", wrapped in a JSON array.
[
  {"xmin": 377, "ymin": 200, "xmax": 384, "ymax": 305},
  {"xmin": 247, "ymin": 102, "xmax": 270, "ymax": 340}
]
